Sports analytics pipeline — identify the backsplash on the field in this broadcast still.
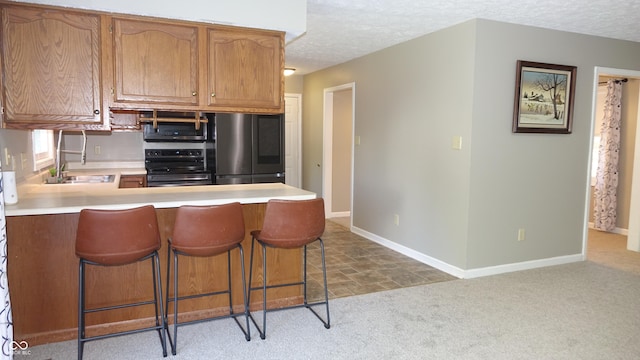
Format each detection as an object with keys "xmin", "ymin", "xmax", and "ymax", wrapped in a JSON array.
[{"xmin": 62, "ymin": 131, "xmax": 144, "ymax": 163}]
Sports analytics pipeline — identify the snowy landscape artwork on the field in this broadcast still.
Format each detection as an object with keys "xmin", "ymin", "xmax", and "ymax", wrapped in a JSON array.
[{"xmin": 512, "ymin": 61, "xmax": 576, "ymax": 134}]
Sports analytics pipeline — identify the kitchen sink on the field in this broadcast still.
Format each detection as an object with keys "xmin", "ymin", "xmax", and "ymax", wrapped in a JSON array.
[{"xmin": 49, "ymin": 175, "xmax": 116, "ymax": 184}]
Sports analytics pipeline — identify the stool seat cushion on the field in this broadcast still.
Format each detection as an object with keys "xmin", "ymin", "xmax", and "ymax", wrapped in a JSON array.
[
  {"xmin": 170, "ymin": 203, "xmax": 245, "ymax": 257},
  {"xmin": 75, "ymin": 205, "xmax": 161, "ymax": 266},
  {"xmin": 252, "ymin": 199, "xmax": 325, "ymax": 249}
]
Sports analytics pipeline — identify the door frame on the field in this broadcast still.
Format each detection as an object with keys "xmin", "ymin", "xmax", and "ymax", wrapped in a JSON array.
[
  {"xmin": 284, "ymin": 93, "xmax": 302, "ymax": 188},
  {"xmin": 322, "ymin": 82, "xmax": 356, "ymax": 220},
  {"xmin": 586, "ymin": 66, "xmax": 640, "ymax": 254}
]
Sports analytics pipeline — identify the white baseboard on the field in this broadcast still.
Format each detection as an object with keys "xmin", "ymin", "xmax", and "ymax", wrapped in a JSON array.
[
  {"xmin": 350, "ymin": 226, "xmax": 466, "ymax": 278},
  {"xmin": 462, "ymin": 254, "xmax": 584, "ymax": 279},
  {"xmin": 588, "ymin": 222, "xmax": 628, "ymax": 235},
  {"xmin": 327, "ymin": 211, "xmax": 350, "ymax": 218},
  {"xmin": 350, "ymin": 226, "xmax": 584, "ymax": 280}
]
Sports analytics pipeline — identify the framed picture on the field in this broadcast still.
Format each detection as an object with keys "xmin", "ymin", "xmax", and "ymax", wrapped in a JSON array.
[{"xmin": 512, "ymin": 60, "xmax": 576, "ymax": 134}]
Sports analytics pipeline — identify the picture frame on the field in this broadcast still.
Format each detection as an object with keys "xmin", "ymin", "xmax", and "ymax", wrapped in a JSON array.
[{"xmin": 512, "ymin": 60, "xmax": 576, "ymax": 134}]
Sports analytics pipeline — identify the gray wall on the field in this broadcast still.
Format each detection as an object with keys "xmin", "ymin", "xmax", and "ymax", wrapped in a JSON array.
[
  {"xmin": 303, "ymin": 20, "xmax": 476, "ymax": 268},
  {"xmin": 301, "ymin": 19, "xmax": 640, "ymax": 271},
  {"xmin": 285, "ymin": 75, "xmax": 304, "ymax": 94}
]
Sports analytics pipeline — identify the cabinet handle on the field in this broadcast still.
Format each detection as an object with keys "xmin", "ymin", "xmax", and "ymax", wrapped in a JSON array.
[
  {"xmin": 192, "ymin": 91, "xmax": 197, "ymax": 96},
  {"xmin": 211, "ymin": 92, "xmax": 215, "ymax": 97},
  {"xmin": 94, "ymin": 109, "xmax": 100, "ymax": 115}
]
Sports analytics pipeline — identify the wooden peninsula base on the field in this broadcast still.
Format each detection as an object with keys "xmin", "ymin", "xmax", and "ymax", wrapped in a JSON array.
[{"xmin": 7, "ymin": 204, "xmax": 303, "ymax": 346}]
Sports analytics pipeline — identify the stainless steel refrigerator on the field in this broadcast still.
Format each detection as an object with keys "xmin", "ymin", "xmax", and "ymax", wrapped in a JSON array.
[{"xmin": 214, "ymin": 113, "xmax": 285, "ymax": 184}]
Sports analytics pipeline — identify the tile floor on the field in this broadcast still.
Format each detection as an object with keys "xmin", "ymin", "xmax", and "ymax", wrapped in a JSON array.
[
  {"xmin": 303, "ymin": 221, "xmax": 638, "ymax": 301},
  {"xmin": 305, "ymin": 218, "xmax": 457, "ymax": 300}
]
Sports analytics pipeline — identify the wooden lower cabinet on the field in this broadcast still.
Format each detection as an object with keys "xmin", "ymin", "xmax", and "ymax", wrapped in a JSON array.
[
  {"xmin": 118, "ymin": 174, "xmax": 146, "ymax": 188},
  {"xmin": 6, "ymin": 204, "xmax": 302, "ymax": 345}
]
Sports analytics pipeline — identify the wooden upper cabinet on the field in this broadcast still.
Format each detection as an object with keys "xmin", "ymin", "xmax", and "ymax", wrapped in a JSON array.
[
  {"xmin": 0, "ymin": 5, "xmax": 106, "ymax": 129},
  {"xmin": 0, "ymin": 2, "xmax": 285, "ymax": 127},
  {"xmin": 207, "ymin": 27, "xmax": 283, "ymax": 113},
  {"xmin": 112, "ymin": 18, "xmax": 199, "ymax": 108}
]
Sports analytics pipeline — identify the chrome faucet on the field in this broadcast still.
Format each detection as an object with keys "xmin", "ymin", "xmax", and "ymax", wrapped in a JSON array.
[{"xmin": 55, "ymin": 130, "xmax": 87, "ymax": 179}]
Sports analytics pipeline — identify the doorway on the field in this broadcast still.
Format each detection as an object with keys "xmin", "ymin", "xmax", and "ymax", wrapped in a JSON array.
[
  {"xmin": 284, "ymin": 93, "xmax": 302, "ymax": 188},
  {"xmin": 322, "ymin": 83, "xmax": 355, "ymax": 222},
  {"xmin": 587, "ymin": 67, "xmax": 640, "ymax": 255}
]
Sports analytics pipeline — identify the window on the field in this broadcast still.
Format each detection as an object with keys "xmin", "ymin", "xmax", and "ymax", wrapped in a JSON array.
[{"xmin": 32, "ymin": 129, "xmax": 55, "ymax": 171}]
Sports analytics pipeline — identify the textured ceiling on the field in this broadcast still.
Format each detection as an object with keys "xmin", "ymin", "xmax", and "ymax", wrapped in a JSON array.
[{"xmin": 286, "ymin": 0, "xmax": 640, "ymax": 75}]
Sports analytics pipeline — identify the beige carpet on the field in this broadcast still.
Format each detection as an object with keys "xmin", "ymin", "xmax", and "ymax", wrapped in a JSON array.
[
  {"xmin": 28, "ymin": 260, "xmax": 640, "ymax": 359},
  {"xmin": 25, "ymin": 224, "xmax": 640, "ymax": 359},
  {"xmin": 587, "ymin": 228, "xmax": 640, "ymax": 275}
]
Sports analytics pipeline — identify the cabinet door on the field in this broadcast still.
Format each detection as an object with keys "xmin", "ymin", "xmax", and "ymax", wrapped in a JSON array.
[
  {"xmin": 113, "ymin": 18, "xmax": 199, "ymax": 107},
  {"xmin": 1, "ymin": 5, "xmax": 104, "ymax": 129},
  {"xmin": 207, "ymin": 28, "xmax": 283, "ymax": 112},
  {"xmin": 118, "ymin": 174, "xmax": 146, "ymax": 188}
]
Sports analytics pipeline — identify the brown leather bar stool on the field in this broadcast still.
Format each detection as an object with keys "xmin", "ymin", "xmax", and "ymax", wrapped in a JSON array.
[
  {"xmin": 165, "ymin": 202, "xmax": 250, "ymax": 355},
  {"xmin": 75, "ymin": 205, "xmax": 167, "ymax": 360},
  {"xmin": 248, "ymin": 198, "xmax": 330, "ymax": 339}
]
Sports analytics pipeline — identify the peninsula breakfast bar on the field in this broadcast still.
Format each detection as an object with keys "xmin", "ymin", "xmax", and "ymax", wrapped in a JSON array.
[{"xmin": 4, "ymin": 182, "xmax": 316, "ymax": 345}]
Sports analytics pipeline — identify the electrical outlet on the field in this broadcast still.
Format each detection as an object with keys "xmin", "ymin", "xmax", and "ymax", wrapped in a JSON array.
[
  {"xmin": 3, "ymin": 148, "xmax": 10, "ymax": 166},
  {"xmin": 94, "ymin": 145, "xmax": 101, "ymax": 155},
  {"xmin": 394, "ymin": 214, "xmax": 400, "ymax": 226},
  {"xmin": 518, "ymin": 228, "xmax": 525, "ymax": 241}
]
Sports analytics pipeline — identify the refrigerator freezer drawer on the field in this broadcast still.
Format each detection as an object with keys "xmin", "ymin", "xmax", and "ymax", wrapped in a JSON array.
[
  {"xmin": 252, "ymin": 173, "xmax": 285, "ymax": 184},
  {"xmin": 215, "ymin": 174, "xmax": 252, "ymax": 185}
]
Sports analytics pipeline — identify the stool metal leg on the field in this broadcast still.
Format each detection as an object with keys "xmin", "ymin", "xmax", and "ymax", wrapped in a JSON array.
[
  {"xmin": 164, "ymin": 246, "xmax": 176, "ymax": 355},
  {"xmin": 167, "ymin": 245, "xmax": 251, "ymax": 353},
  {"xmin": 152, "ymin": 252, "xmax": 168, "ymax": 357},
  {"xmin": 261, "ymin": 243, "xmax": 268, "ymax": 338},
  {"xmin": 239, "ymin": 245, "xmax": 251, "ymax": 341},
  {"xmin": 318, "ymin": 239, "xmax": 331, "ymax": 328},
  {"xmin": 303, "ymin": 244, "xmax": 308, "ymax": 305},
  {"xmin": 247, "ymin": 237, "xmax": 266, "ymax": 339},
  {"xmin": 78, "ymin": 253, "xmax": 167, "ymax": 359},
  {"xmin": 229, "ymin": 245, "xmax": 251, "ymax": 341},
  {"xmin": 78, "ymin": 260, "xmax": 85, "ymax": 360},
  {"xmin": 168, "ymin": 249, "xmax": 179, "ymax": 355},
  {"xmin": 247, "ymin": 237, "xmax": 331, "ymax": 340}
]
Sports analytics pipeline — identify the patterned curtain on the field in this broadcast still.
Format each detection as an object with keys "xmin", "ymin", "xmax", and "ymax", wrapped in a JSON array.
[{"xmin": 594, "ymin": 80, "xmax": 623, "ymax": 231}]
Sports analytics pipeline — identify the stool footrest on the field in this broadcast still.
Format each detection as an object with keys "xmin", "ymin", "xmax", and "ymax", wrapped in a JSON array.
[
  {"xmin": 80, "ymin": 323, "xmax": 165, "ymax": 343},
  {"xmin": 84, "ymin": 300, "xmax": 156, "ymax": 313},
  {"xmin": 249, "ymin": 280, "xmax": 304, "ymax": 292},
  {"xmin": 166, "ymin": 289, "xmax": 231, "ymax": 303}
]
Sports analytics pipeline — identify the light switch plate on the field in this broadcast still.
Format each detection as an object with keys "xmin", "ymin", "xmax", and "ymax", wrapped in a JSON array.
[{"xmin": 452, "ymin": 136, "xmax": 462, "ymax": 150}]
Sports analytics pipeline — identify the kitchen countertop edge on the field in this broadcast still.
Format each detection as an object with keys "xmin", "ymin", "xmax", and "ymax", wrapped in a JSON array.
[{"xmin": 5, "ymin": 182, "xmax": 317, "ymax": 217}]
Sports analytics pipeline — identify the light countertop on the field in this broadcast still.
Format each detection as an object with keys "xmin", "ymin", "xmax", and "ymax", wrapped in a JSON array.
[{"xmin": 6, "ymin": 179, "xmax": 316, "ymax": 217}]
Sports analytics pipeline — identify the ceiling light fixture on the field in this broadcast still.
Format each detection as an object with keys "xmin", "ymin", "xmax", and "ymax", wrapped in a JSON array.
[{"xmin": 284, "ymin": 67, "xmax": 296, "ymax": 76}]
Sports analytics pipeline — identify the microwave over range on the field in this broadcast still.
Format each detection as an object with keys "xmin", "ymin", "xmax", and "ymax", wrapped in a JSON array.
[
  {"xmin": 141, "ymin": 111, "xmax": 213, "ymax": 142},
  {"xmin": 141, "ymin": 112, "xmax": 285, "ymax": 187}
]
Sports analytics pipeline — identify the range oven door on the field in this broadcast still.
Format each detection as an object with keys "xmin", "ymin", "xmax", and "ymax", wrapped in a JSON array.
[
  {"xmin": 146, "ymin": 171, "xmax": 213, "ymax": 187},
  {"xmin": 144, "ymin": 146, "xmax": 213, "ymax": 187}
]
